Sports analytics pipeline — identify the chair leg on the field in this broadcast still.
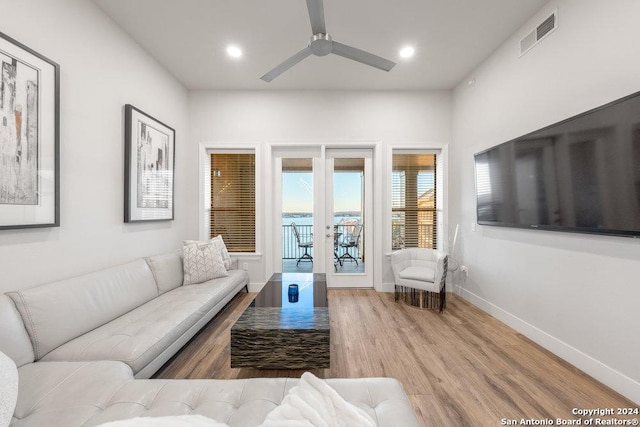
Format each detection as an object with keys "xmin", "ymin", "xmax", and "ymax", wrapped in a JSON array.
[
  {"xmin": 296, "ymin": 246, "xmax": 313, "ymax": 266},
  {"xmin": 395, "ymin": 284, "xmax": 444, "ymax": 312},
  {"xmin": 338, "ymin": 247, "xmax": 358, "ymax": 266},
  {"xmin": 440, "ymin": 256, "xmax": 448, "ymax": 312}
]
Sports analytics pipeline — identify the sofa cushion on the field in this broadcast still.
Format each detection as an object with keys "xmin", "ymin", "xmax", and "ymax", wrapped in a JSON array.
[
  {"xmin": 183, "ymin": 242, "xmax": 228, "ymax": 285},
  {"xmin": 145, "ymin": 251, "xmax": 184, "ymax": 294},
  {"xmin": 13, "ymin": 361, "xmax": 133, "ymax": 427},
  {"xmin": 7, "ymin": 259, "xmax": 159, "ymax": 360},
  {"xmin": 0, "ymin": 295, "xmax": 35, "ymax": 367},
  {"xmin": 41, "ymin": 269, "xmax": 249, "ymax": 375},
  {"xmin": 89, "ymin": 378, "xmax": 419, "ymax": 427},
  {"xmin": 12, "ymin": 370, "xmax": 419, "ymax": 427},
  {"xmin": 324, "ymin": 378, "xmax": 420, "ymax": 427},
  {"xmin": 399, "ymin": 266, "xmax": 435, "ymax": 283}
]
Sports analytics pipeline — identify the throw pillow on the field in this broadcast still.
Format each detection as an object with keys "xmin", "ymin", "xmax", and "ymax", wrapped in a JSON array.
[
  {"xmin": 183, "ymin": 237, "xmax": 232, "ymax": 270},
  {"xmin": 183, "ymin": 242, "xmax": 228, "ymax": 285},
  {"xmin": 0, "ymin": 350, "xmax": 18, "ymax": 427},
  {"xmin": 210, "ymin": 235, "xmax": 232, "ymax": 270}
]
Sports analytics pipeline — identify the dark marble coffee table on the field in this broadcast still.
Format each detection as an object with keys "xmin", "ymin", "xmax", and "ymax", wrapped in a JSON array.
[{"xmin": 231, "ymin": 273, "xmax": 329, "ymax": 369}]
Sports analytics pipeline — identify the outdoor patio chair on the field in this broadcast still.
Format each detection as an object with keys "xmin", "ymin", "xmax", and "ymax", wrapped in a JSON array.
[
  {"xmin": 292, "ymin": 222, "xmax": 313, "ymax": 266},
  {"xmin": 338, "ymin": 223, "xmax": 362, "ymax": 266}
]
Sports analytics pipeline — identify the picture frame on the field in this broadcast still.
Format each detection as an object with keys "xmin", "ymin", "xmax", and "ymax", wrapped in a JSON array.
[
  {"xmin": 0, "ymin": 31, "xmax": 60, "ymax": 230},
  {"xmin": 124, "ymin": 104, "xmax": 175, "ymax": 222}
]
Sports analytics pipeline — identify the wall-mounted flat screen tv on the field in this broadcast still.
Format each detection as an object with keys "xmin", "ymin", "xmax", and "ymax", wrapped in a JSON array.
[{"xmin": 474, "ymin": 91, "xmax": 640, "ymax": 238}]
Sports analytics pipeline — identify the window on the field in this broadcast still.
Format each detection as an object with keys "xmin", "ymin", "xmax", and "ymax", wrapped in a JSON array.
[
  {"xmin": 392, "ymin": 153, "xmax": 437, "ymax": 249},
  {"xmin": 210, "ymin": 152, "xmax": 255, "ymax": 252}
]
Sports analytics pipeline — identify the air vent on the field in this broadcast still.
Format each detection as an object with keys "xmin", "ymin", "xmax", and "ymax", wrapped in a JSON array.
[
  {"xmin": 537, "ymin": 13, "xmax": 556, "ymax": 39},
  {"xmin": 520, "ymin": 10, "xmax": 558, "ymax": 56}
]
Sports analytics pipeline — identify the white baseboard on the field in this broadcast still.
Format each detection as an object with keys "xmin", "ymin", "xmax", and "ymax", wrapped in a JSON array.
[{"xmin": 455, "ymin": 285, "xmax": 640, "ymax": 404}]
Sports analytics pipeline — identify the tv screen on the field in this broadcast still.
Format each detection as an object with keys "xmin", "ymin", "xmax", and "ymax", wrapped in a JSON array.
[{"xmin": 474, "ymin": 91, "xmax": 640, "ymax": 238}]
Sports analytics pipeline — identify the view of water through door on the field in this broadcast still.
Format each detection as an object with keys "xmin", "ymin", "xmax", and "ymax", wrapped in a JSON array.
[
  {"xmin": 330, "ymin": 158, "xmax": 365, "ymax": 274},
  {"xmin": 281, "ymin": 158, "xmax": 315, "ymax": 273}
]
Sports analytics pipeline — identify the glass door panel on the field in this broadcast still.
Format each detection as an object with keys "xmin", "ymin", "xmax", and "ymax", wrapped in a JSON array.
[
  {"xmin": 325, "ymin": 149, "xmax": 373, "ymax": 287},
  {"xmin": 281, "ymin": 158, "xmax": 314, "ymax": 273},
  {"xmin": 332, "ymin": 158, "xmax": 365, "ymax": 273}
]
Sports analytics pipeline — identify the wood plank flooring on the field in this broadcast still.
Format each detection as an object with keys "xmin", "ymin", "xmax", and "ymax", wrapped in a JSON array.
[{"xmin": 154, "ymin": 290, "xmax": 636, "ymax": 426}]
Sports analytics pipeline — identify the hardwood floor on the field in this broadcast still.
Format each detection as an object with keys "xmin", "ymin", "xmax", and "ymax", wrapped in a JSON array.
[{"xmin": 155, "ymin": 290, "xmax": 635, "ymax": 426}]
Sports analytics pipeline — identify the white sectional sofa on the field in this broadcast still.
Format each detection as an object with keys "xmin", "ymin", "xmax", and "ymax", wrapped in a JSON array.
[
  {"xmin": 5, "ymin": 251, "xmax": 249, "ymax": 379},
  {"xmin": 0, "ymin": 251, "xmax": 421, "ymax": 426}
]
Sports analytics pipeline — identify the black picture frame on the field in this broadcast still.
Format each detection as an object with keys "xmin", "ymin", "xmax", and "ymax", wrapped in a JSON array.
[
  {"xmin": 0, "ymin": 31, "xmax": 60, "ymax": 230},
  {"xmin": 124, "ymin": 104, "xmax": 175, "ymax": 222}
]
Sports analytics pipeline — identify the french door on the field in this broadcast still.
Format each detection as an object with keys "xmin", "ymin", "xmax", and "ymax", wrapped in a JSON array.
[{"xmin": 274, "ymin": 146, "xmax": 373, "ymax": 288}]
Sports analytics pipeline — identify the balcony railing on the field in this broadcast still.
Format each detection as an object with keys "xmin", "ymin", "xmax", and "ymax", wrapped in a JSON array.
[
  {"xmin": 282, "ymin": 224, "xmax": 437, "ymax": 259},
  {"xmin": 282, "ymin": 224, "xmax": 361, "ymax": 260},
  {"xmin": 282, "ymin": 223, "xmax": 434, "ymax": 260}
]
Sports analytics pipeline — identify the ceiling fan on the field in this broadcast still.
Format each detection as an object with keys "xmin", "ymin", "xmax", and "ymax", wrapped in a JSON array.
[{"xmin": 261, "ymin": 0, "xmax": 396, "ymax": 82}]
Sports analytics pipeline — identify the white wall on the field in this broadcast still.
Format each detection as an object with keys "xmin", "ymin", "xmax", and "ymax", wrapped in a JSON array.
[
  {"xmin": 0, "ymin": 0, "xmax": 195, "ymax": 293},
  {"xmin": 190, "ymin": 91, "xmax": 450, "ymax": 143},
  {"xmin": 189, "ymin": 90, "xmax": 452, "ymax": 287},
  {"xmin": 452, "ymin": 0, "xmax": 640, "ymax": 402}
]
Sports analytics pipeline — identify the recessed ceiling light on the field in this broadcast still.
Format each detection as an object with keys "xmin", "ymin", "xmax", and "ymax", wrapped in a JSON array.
[
  {"xmin": 399, "ymin": 46, "xmax": 415, "ymax": 59},
  {"xmin": 226, "ymin": 45, "xmax": 243, "ymax": 58}
]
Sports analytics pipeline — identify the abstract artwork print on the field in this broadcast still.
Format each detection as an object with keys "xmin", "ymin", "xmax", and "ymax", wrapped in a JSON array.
[
  {"xmin": 0, "ymin": 50, "xmax": 38, "ymax": 206},
  {"xmin": 136, "ymin": 121, "xmax": 171, "ymax": 209},
  {"xmin": 0, "ymin": 31, "xmax": 59, "ymax": 230},
  {"xmin": 124, "ymin": 104, "xmax": 174, "ymax": 222}
]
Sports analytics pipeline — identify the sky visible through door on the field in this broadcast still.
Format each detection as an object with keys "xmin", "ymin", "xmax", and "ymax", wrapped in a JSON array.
[{"xmin": 281, "ymin": 172, "xmax": 362, "ymax": 225}]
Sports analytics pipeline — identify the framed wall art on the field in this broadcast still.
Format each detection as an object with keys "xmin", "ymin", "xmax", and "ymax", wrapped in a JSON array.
[
  {"xmin": 0, "ymin": 31, "xmax": 60, "ymax": 230},
  {"xmin": 124, "ymin": 104, "xmax": 175, "ymax": 222}
]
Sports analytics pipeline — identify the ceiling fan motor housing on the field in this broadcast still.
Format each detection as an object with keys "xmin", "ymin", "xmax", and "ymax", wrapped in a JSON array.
[{"xmin": 309, "ymin": 33, "xmax": 333, "ymax": 56}]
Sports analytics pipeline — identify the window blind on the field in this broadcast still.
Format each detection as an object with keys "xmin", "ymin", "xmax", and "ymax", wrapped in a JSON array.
[
  {"xmin": 392, "ymin": 153, "xmax": 437, "ymax": 249},
  {"xmin": 210, "ymin": 153, "xmax": 255, "ymax": 252}
]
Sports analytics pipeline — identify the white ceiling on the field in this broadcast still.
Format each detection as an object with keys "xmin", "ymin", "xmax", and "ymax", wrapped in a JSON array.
[{"xmin": 93, "ymin": 0, "xmax": 548, "ymax": 91}]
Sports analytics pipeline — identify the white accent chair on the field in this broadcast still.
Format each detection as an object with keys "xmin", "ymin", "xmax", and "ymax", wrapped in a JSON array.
[{"xmin": 391, "ymin": 248, "xmax": 448, "ymax": 312}]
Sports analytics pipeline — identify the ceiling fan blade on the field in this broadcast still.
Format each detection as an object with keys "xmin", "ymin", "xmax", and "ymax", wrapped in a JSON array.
[
  {"xmin": 261, "ymin": 47, "xmax": 313, "ymax": 82},
  {"xmin": 306, "ymin": 0, "xmax": 327, "ymax": 35},
  {"xmin": 331, "ymin": 41, "xmax": 396, "ymax": 72}
]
